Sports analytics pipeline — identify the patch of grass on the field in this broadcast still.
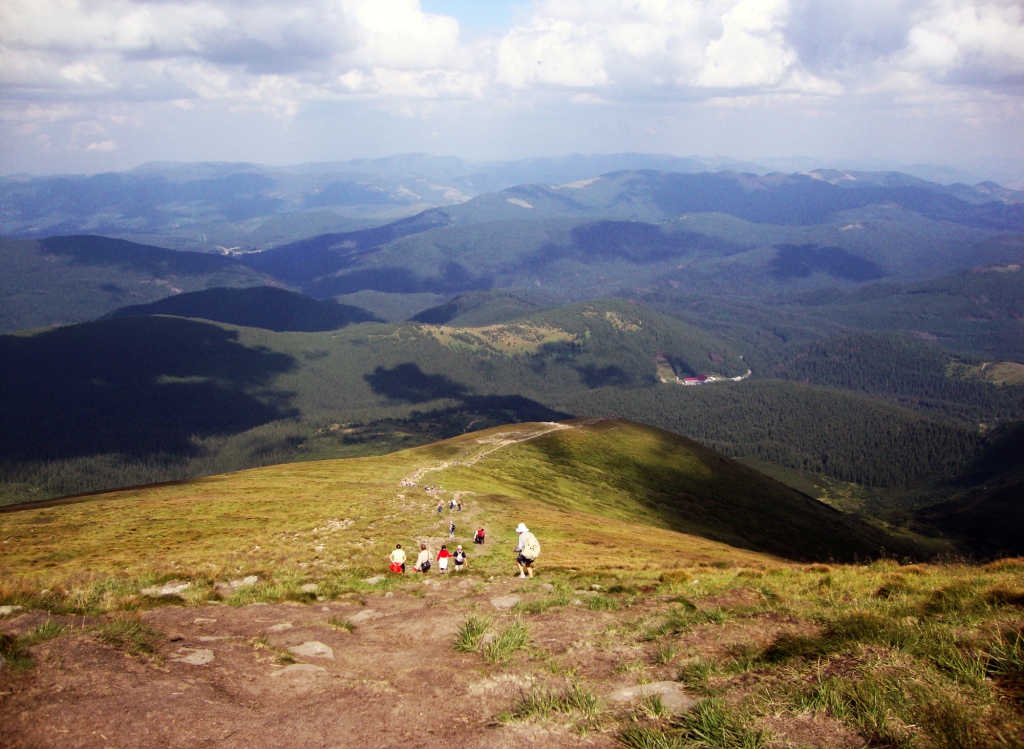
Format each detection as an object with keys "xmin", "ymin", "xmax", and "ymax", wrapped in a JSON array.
[
  {"xmin": 249, "ymin": 634, "xmax": 295, "ymax": 664},
  {"xmin": 0, "ymin": 633, "xmax": 34, "ymax": 671},
  {"xmin": 92, "ymin": 614, "xmax": 162, "ymax": 657},
  {"xmin": 586, "ymin": 595, "xmax": 620, "ymax": 611},
  {"xmin": 612, "ymin": 659, "xmax": 647, "ymax": 676},
  {"xmin": 453, "ymin": 614, "xmax": 491, "ymax": 653},
  {"xmin": 327, "ymin": 615, "xmax": 356, "ymax": 632},
  {"xmin": 483, "ymin": 617, "xmax": 530, "ymax": 663},
  {"xmin": 652, "ymin": 643, "xmax": 678, "ymax": 665},
  {"xmin": 678, "ymin": 698, "xmax": 768, "ymax": 749},
  {"xmin": 499, "ymin": 681, "xmax": 602, "ymax": 732},
  {"xmin": 677, "ymin": 658, "xmax": 722, "ymax": 695}
]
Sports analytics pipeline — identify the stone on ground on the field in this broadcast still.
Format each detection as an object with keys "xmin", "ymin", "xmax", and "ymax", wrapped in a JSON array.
[
  {"xmin": 141, "ymin": 581, "xmax": 190, "ymax": 597},
  {"xmin": 606, "ymin": 682, "xmax": 697, "ymax": 714},
  {"xmin": 0, "ymin": 605, "xmax": 24, "ymax": 617},
  {"xmin": 271, "ymin": 663, "xmax": 326, "ymax": 678},
  {"xmin": 288, "ymin": 641, "xmax": 334, "ymax": 660},
  {"xmin": 171, "ymin": 648, "xmax": 215, "ymax": 666},
  {"xmin": 348, "ymin": 609, "xmax": 380, "ymax": 624},
  {"xmin": 489, "ymin": 595, "xmax": 521, "ymax": 609}
]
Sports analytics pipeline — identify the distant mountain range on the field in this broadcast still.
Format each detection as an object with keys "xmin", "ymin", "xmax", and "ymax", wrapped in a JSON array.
[{"xmin": 3, "ymin": 156, "xmax": 1021, "ymax": 252}]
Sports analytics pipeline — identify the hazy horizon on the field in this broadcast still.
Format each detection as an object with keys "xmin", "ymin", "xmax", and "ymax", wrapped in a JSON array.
[{"xmin": 2, "ymin": 1, "xmax": 1022, "ymax": 183}]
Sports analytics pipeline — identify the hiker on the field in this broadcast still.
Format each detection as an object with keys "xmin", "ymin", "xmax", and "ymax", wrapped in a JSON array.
[
  {"xmin": 457, "ymin": 501, "xmax": 462, "ymax": 512},
  {"xmin": 414, "ymin": 543, "xmax": 431, "ymax": 573},
  {"xmin": 474, "ymin": 528, "xmax": 485, "ymax": 545},
  {"xmin": 513, "ymin": 522, "xmax": 541, "ymax": 578},
  {"xmin": 449, "ymin": 520, "xmax": 456, "ymax": 539},
  {"xmin": 453, "ymin": 544, "xmax": 467, "ymax": 571},
  {"xmin": 437, "ymin": 503, "xmax": 443, "ymax": 514},
  {"xmin": 449, "ymin": 499, "xmax": 455, "ymax": 511},
  {"xmin": 389, "ymin": 543, "xmax": 406, "ymax": 573},
  {"xmin": 437, "ymin": 544, "xmax": 452, "ymax": 573}
]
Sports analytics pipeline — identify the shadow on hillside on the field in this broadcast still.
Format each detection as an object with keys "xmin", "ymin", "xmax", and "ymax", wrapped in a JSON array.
[
  {"xmin": 366, "ymin": 363, "xmax": 569, "ymax": 424},
  {"xmin": 0, "ymin": 317, "xmax": 298, "ymax": 460}
]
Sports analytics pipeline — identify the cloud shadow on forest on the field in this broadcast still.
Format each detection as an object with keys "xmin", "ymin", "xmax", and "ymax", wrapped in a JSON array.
[{"xmin": 0, "ymin": 316, "xmax": 298, "ymax": 461}]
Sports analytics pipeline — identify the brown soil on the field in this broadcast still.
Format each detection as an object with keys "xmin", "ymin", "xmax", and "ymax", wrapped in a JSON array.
[{"xmin": 1, "ymin": 576, "xmax": 850, "ymax": 749}]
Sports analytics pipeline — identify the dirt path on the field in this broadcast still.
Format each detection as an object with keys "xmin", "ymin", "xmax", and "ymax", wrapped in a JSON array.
[
  {"xmin": 1, "ymin": 574, "xmax": 656, "ymax": 749},
  {"xmin": 402, "ymin": 422, "xmax": 573, "ymax": 488}
]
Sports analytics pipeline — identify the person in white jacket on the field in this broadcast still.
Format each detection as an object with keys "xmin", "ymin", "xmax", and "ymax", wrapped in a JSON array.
[{"xmin": 513, "ymin": 522, "xmax": 540, "ymax": 578}]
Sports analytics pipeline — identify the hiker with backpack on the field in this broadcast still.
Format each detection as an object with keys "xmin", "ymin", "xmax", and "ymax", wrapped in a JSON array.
[
  {"xmin": 513, "ymin": 522, "xmax": 540, "ymax": 578},
  {"xmin": 414, "ymin": 543, "xmax": 431, "ymax": 574},
  {"xmin": 453, "ymin": 545, "xmax": 467, "ymax": 572}
]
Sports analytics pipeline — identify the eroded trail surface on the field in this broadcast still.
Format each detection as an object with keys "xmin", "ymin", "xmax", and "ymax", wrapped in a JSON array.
[
  {"xmin": 0, "ymin": 577, "xmax": 624, "ymax": 749},
  {"xmin": 1, "ymin": 572, "xmax": 854, "ymax": 749}
]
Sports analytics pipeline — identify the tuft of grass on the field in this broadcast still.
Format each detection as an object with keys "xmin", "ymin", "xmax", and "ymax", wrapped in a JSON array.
[
  {"xmin": 249, "ymin": 634, "xmax": 295, "ymax": 664},
  {"xmin": 483, "ymin": 617, "xmax": 530, "ymax": 663},
  {"xmin": 586, "ymin": 595, "xmax": 620, "ymax": 611},
  {"xmin": 327, "ymin": 615, "xmax": 356, "ymax": 632},
  {"xmin": 92, "ymin": 614, "xmax": 162, "ymax": 657},
  {"xmin": 453, "ymin": 614, "xmax": 491, "ymax": 653},
  {"xmin": 0, "ymin": 633, "xmax": 34, "ymax": 672},
  {"xmin": 678, "ymin": 697, "xmax": 768, "ymax": 749},
  {"xmin": 652, "ymin": 643, "xmax": 678, "ymax": 665},
  {"xmin": 499, "ymin": 681, "xmax": 602, "ymax": 731},
  {"xmin": 618, "ymin": 723, "xmax": 682, "ymax": 749},
  {"xmin": 677, "ymin": 658, "xmax": 721, "ymax": 695}
]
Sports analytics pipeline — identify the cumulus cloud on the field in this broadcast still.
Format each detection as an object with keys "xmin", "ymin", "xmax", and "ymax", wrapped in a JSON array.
[{"xmin": 0, "ymin": 0, "xmax": 1021, "ymax": 168}]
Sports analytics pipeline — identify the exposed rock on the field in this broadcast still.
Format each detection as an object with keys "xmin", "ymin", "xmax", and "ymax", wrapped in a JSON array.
[
  {"xmin": 489, "ymin": 595, "xmax": 521, "ymax": 609},
  {"xmin": 288, "ymin": 641, "xmax": 334, "ymax": 660},
  {"xmin": 268, "ymin": 623, "xmax": 292, "ymax": 632},
  {"xmin": 193, "ymin": 617, "xmax": 217, "ymax": 625},
  {"xmin": 0, "ymin": 605, "xmax": 24, "ymax": 617},
  {"xmin": 231, "ymin": 575, "xmax": 260, "ymax": 588},
  {"xmin": 348, "ymin": 609, "xmax": 381, "ymax": 624},
  {"xmin": 539, "ymin": 584, "xmax": 555, "ymax": 593},
  {"xmin": 591, "ymin": 584, "xmax": 603, "ymax": 591},
  {"xmin": 141, "ymin": 581, "xmax": 190, "ymax": 597},
  {"xmin": 384, "ymin": 592, "xmax": 394, "ymax": 598},
  {"xmin": 171, "ymin": 648, "xmax": 214, "ymax": 666},
  {"xmin": 606, "ymin": 682, "xmax": 697, "ymax": 714},
  {"xmin": 271, "ymin": 663, "xmax": 326, "ymax": 678},
  {"xmin": 300, "ymin": 583, "xmax": 318, "ymax": 593},
  {"xmin": 363, "ymin": 576, "xmax": 385, "ymax": 585}
]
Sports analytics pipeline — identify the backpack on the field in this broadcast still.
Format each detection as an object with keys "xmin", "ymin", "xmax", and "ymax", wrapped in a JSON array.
[{"xmin": 521, "ymin": 532, "xmax": 541, "ymax": 561}]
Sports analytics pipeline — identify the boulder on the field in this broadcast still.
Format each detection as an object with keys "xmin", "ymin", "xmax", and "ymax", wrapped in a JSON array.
[
  {"xmin": 363, "ymin": 576, "xmax": 385, "ymax": 586},
  {"xmin": 300, "ymin": 583, "xmax": 319, "ymax": 594},
  {"xmin": 0, "ymin": 605, "xmax": 24, "ymax": 617}
]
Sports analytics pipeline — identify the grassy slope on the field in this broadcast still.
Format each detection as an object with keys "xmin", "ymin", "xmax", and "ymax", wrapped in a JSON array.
[
  {"xmin": 0, "ymin": 420, "xmax": 923, "ymax": 597},
  {"xmin": 0, "ymin": 421, "xmax": 793, "ymax": 591}
]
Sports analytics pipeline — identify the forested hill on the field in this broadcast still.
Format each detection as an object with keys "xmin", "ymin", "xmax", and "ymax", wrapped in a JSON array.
[
  {"xmin": 105, "ymin": 286, "xmax": 380, "ymax": 332},
  {"xmin": 0, "ymin": 235, "xmax": 273, "ymax": 333}
]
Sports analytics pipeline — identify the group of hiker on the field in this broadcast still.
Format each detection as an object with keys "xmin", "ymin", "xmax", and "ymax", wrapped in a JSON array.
[
  {"xmin": 387, "ymin": 522, "xmax": 540, "ymax": 578},
  {"xmin": 388, "ymin": 542, "xmax": 468, "ymax": 574}
]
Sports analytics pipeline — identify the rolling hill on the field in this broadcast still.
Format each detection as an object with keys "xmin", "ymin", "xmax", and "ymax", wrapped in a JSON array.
[
  {"xmin": 1, "ymin": 297, "xmax": 996, "ymax": 512},
  {"xmin": 0, "ymin": 235, "xmax": 275, "ymax": 333},
  {"xmin": 105, "ymin": 286, "xmax": 380, "ymax": 332}
]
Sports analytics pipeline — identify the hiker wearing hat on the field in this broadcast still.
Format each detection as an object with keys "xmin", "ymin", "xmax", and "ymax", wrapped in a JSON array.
[
  {"xmin": 453, "ymin": 544, "xmax": 467, "ymax": 571},
  {"xmin": 513, "ymin": 523, "xmax": 541, "ymax": 578}
]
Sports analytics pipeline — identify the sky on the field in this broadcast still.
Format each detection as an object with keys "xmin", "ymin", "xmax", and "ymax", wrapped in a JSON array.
[{"xmin": 2, "ymin": 0, "xmax": 1023, "ymax": 180}]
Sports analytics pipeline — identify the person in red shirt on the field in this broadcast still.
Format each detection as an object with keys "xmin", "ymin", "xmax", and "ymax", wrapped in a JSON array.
[{"xmin": 437, "ymin": 544, "xmax": 452, "ymax": 573}]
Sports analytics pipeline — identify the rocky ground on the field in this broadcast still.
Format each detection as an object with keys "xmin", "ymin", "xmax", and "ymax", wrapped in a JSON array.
[{"xmin": 1, "ymin": 573, "xmax": 727, "ymax": 749}]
